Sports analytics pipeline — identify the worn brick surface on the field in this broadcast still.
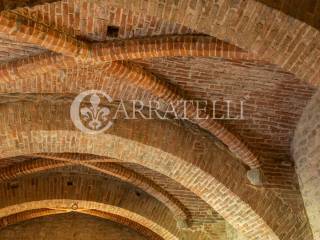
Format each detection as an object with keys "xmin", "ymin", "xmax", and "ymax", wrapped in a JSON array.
[
  {"xmin": 256, "ymin": 0, "xmax": 320, "ymax": 30},
  {"xmin": 135, "ymin": 57, "xmax": 315, "ymax": 162},
  {"xmin": 0, "ymin": 31, "xmax": 262, "ymax": 168},
  {"xmin": 0, "ymin": 101, "xmax": 313, "ymax": 239},
  {"xmin": 0, "ymin": 0, "xmax": 317, "ymax": 239},
  {"xmin": 0, "ymin": 171, "xmax": 181, "ymax": 239},
  {"xmin": 14, "ymin": 0, "xmax": 195, "ymax": 41},
  {"xmin": 293, "ymin": 88, "xmax": 320, "ymax": 240},
  {"xmin": 0, "ymin": 213, "xmax": 148, "ymax": 240},
  {"xmin": 103, "ymin": 0, "xmax": 320, "ymax": 87}
]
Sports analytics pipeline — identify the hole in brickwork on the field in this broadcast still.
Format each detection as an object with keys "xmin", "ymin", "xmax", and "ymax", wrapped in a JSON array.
[
  {"xmin": 135, "ymin": 191, "xmax": 141, "ymax": 197},
  {"xmin": 106, "ymin": 26, "xmax": 120, "ymax": 38},
  {"xmin": 67, "ymin": 180, "xmax": 73, "ymax": 186},
  {"xmin": 31, "ymin": 179, "xmax": 36, "ymax": 186},
  {"xmin": 8, "ymin": 181, "xmax": 19, "ymax": 189}
]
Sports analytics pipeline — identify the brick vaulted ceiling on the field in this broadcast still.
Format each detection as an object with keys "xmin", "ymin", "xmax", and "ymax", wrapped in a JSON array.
[{"xmin": 0, "ymin": 1, "xmax": 318, "ymax": 240}]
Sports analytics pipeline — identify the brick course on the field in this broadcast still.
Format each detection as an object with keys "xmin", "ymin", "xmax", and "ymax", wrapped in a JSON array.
[
  {"xmin": 104, "ymin": 0, "xmax": 320, "ymax": 86},
  {"xmin": 0, "ymin": 11, "xmax": 262, "ymax": 169},
  {"xmin": 0, "ymin": 212, "xmax": 149, "ymax": 240},
  {"xmin": 0, "ymin": 172, "xmax": 180, "ymax": 239},
  {"xmin": 293, "ymin": 88, "xmax": 320, "ymax": 239},
  {"xmin": 0, "ymin": 0, "xmax": 316, "ymax": 239},
  {"xmin": 0, "ymin": 101, "xmax": 313, "ymax": 239}
]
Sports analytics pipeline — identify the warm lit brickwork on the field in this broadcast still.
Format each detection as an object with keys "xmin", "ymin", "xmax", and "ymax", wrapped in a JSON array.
[
  {"xmin": 0, "ymin": 171, "xmax": 180, "ymax": 239},
  {"xmin": 134, "ymin": 56, "xmax": 315, "ymax": 209},
  {"xmin": 0, "ymin": 0, "xmax": 58, "ymax": 11},
  {"xmin": 0, "ymin": 20, "xmax": 262, "ymax": 169},
  {"xmin": 104, "ymin": 0, "xmax": 320, "ymax": 86},
  {"xmin": 0, "ymin": 32, "xmax": 45, "ymax": 63},
  {"xmin": 119, "ymin": 162, "xmax": 224, "ymax": 228},
  {"xmin": 256, "ymin": 0, "xmax": 320, "ymax": 29},
  {"xmin": 293, "ymin": 88, "xmax": 320, "ymax": 239},
  {"xmin": 0, "ymin": 101, "xmax": 313, "ymax": 239},
  {"xmin": 0, "ymin": 0, "xmax": 317, "ymax": 239},
  {"xmin": 10, "ymin": 156, "xmax": 225, "ymax": 236},
  {"xmin": 25, "ymin": 154, "xmax": 191, "ymax": 222},
  {"xmin": 0, "ymin": 213, "xmax": 148, "ymax": 240},
  {"xmin": 15, "ymin": 0, "xmax": 195, "ymax": 41},
  {"xmin": 135, "ymin": 57, "xmax": 315, "ymax": 162}
]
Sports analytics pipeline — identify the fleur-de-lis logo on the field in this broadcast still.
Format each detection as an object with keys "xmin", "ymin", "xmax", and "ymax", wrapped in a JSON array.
[
  {"xmin": 70, "ymin": 90, "xmax": 113, "ymax": 134},
  {"xmin": 80, "ymin": 93, "xmax": 110, "ymax": 130}
]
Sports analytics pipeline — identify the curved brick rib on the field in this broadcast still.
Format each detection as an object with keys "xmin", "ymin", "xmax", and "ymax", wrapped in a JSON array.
[
  {"xmin": 0, "ymin": 159, "xmax": 73, "ymax": 181},
  {"xmin": 84, "ymin": 210, "xmax": 163, "ymax": 240},
  {"xmin": 0, "ymin": 209, "xmax": 67, "ymax": 229},
  {"xmin": 34, "ymin": 153, "xmax": 114, "ymax": 163},
  {"xmin": 0, "ymin": 202, "xmax": 174, "ymax": 239},
  {"xmin": 2, "ymin": 0, "xmax": 320, "ymax": 87},
  {"xmin": 0, "ymin": 129, "xmax": 280, "ymax": 239},
  {"xmin": 91, "ymin": 35, "xmax": 258, "ymax": 62},
  {"xmin": 0, "ymin": 37, "xmax": 257, "ymax": 85},
  {"xmin": 0, "ymin": 53, "xmax": 76, "ymax": 83},
  {"xmin": 83, "ymin": 162, "xmax": 190, "ymax": 222},
  {"xmin": 0, "ymin": 60, "xmax": 261, "ymax": 168},
  {"xmin": 0, "ymin": 12, "xmax": 260, "ymax": 168},
  {"xmin": 106, "ymin": 0, "xmax": 320, "ymax": 87},
  {"xmin": 104, "ymin": 61, "xmax": 261, "ymax": 168},
  {"xmin": 0, "ymin": 209, "xmax": 162, "ymax": 239},
  {"xmin": 0, "ymin": 11, "xmax": 89, "ymax": 59},
  {"xmin": 0, "ymin": 174, "xmax": 182, "ymax": 239},
  {"xmin": 0, "ymin": 55, "xmax": 260, "ymax": 168},
  {"xmin": 1, "ymin": 102, "xmax": 310, "ymax": 239},
  {"xmin": 14, "ymin": 154, "xmax": 190, "ymax": 225},
  {"xmin": 0, "ymin": 11, "xmax": 256, "ymax": 63}
]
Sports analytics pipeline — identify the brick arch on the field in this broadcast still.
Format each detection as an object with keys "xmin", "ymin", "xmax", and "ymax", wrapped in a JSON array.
[
  {"xmin": 5, "ymin": 0, "xmax": 319, "ymax": 86},
  {"xmin": 103, "ymin": 61, "xmax": 261, "ymax": 168},
  {"xmin": 0, "ymin": 133, "xmax": 278, "ymax": 240},
  {"xmin": 0, "ymin": 10, "xmax": 262, "ymax": 169},
  {"xmin": 0, "ymin": 158, "xmax": 72, "ymax": 181},
  {"xmin": 293, "ymin": 88, "xmax": 320, "ymax": 239},
  {"xmin": 0, "ymin": 171, "xmax": 213, "ymax": 240},
  {"xmin": 0, "ymin": 35, "xmax": 257, "ymax": 86},
  {"xmin": 0, "ymin": 0, "xmax": 317, "ymax": 169},
  {"xmin": 0, "ymin": 209, "xmax": 162, "ymax": 240},
  {"xmin": 105, "ymin": 0, "xmax": 320, "ymax": 86},
  {"xmin": 0, "ymin": 169, "xmax": 186, "ymax": 239},
  {"xmin": 9, "ymin": 0, "xmax": 320, "ymax": 33},
  {"xmin": 0, "ymin": 102, "xmax": 311, "ymax": 239},
  {"xmin": 0, "ymin": 200, "xmax": 174, "ymax": 240},
  {"xmin": 91, "ymin": 35, "xmax": 257, "ymax": 62},
  {"xmin": 0, "ymin": 156, "xmax": 190, "ymax": 223},
  {"xmin": 0, "ymin": 56, "xmax": 261, "ymax": 169},
  {"xmin": 0, "ymin": 11, "xmax": 256, "ymax": 62}
]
